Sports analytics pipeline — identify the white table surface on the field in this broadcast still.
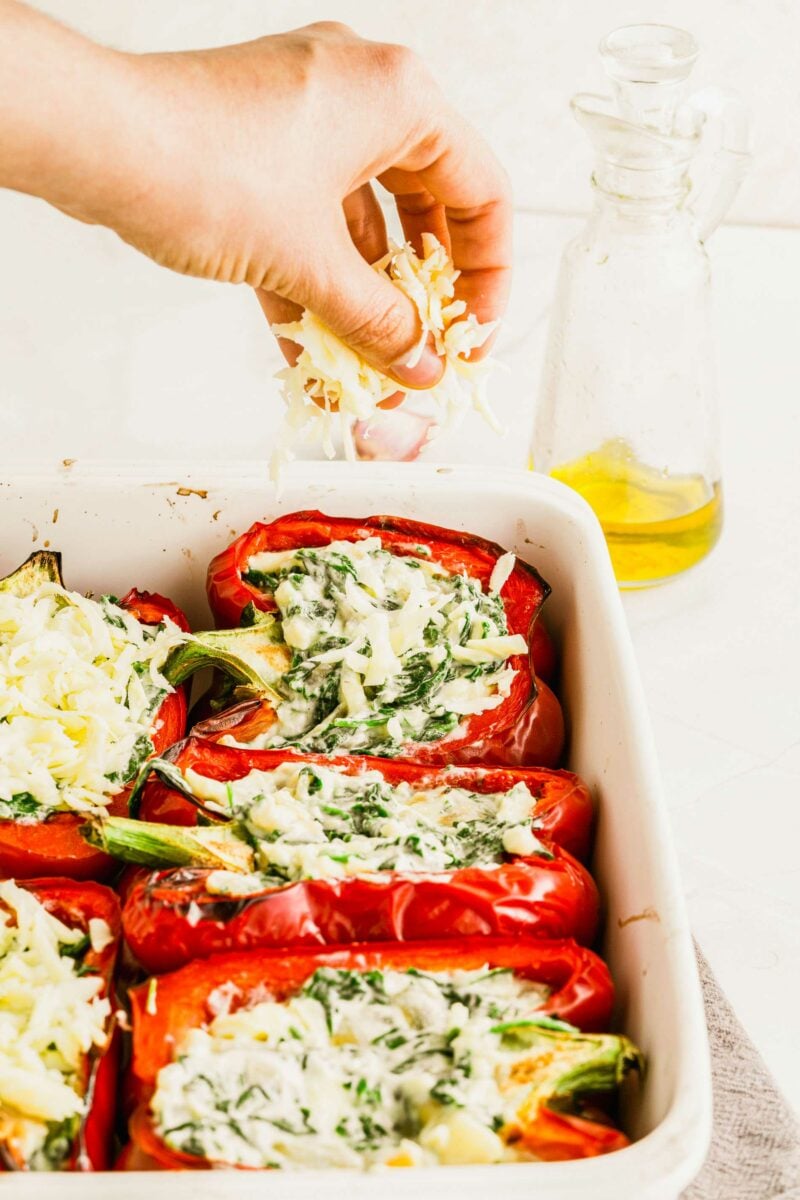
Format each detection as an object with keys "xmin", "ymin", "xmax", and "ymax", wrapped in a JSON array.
[{"xmin": 1, "ymin": 205, "xmax": 798, "ymax": 1110}]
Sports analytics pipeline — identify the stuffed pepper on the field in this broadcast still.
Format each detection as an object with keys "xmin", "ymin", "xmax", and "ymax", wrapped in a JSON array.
[
  {"xmin": 0, "ymin": 551, "xmax": 315, "ymax": 879},
  {"xmin": 84, "ymin": 744, "xmax": 598, "ymax": 973},
  {"xmin": 124, "ymin": 942, "xmax": 642, "ymax": 1170},
  {"xmin": 0, "ymin": 877, "xmax": 120, "ymax": 1171},
  {"xmin": 203, "ymin": 512, "xmax": 565, "ymax": 767},
  {"xmin": 0, "ymin": 551, "xmax": 192, "ymax": 878}
]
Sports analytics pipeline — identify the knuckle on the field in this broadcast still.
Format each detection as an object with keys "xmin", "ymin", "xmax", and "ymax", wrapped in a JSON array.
[
  {"xmin": 241, "ymin": 259, "xmax": 269, "ymax": 288},
  {"xmin": 286, "ymin": 23, "xmax": 354, "ymax": 74},
  {"xmin": 304, "ymin": 20, "xmax": 354, "ymax": 39},
  {"xmin": 344, "ymin": 207, "xmax": 370, "ymax": 247},
  {"xmin": 396, "ymin": 187, "xmax": 440, "ymax": 219},
  {"xmin": 257, "ymin": 259, "xmax": 300, "ymax": 296},
  {"xmin": 344, "ymin": 297, "xmax": 413, "ymax": 360},
  {"xmin": 371, "ymin": 40, "xmax": 424, "ymax": 87}
]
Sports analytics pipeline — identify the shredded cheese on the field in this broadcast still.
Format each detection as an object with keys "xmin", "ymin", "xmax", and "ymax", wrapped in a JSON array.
[
  {"xmin": 0, "ymin": 585, "xmax": 182, "ymax": 819},
  {"xmin": 271, "ymin": 234, "xmax": 501, "ymax": 479},
  {"xmin": 87, "ymin": 918, "xmax": 114, "ymax": 955},
  {"xmin": 489, "ymin": 552, "xmax": 516, "ymax": 596},
  {"xmin": 0, "ymin": 881, "xmax": 111, "ymax": 1167}
]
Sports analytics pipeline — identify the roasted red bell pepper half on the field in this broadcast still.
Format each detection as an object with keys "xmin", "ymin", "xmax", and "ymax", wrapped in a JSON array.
[
  {"xmin": 205, "ymin": 511, "xmax": 564, "ymax": 767},
  {"xmin": 123, "ymin": 942, "xmax": 640, "ymax": 1170},
  {"xmin": 120, "ymin": 850, "xmax": 598, "ymax": 974},
  {"xmin": 0, "ymin": 877, "xmax": 121, "ymax": 1172},
  {"xmin": 0, "ymin": 551, "xmax": 190, "ymax": 880},
  {"xmin": 81, "ymin": 739, "xmax": 598, "ymax": 972},
  {"xmin": 135, "ymin": 738, "xmax": 595, "ymax": 861}
]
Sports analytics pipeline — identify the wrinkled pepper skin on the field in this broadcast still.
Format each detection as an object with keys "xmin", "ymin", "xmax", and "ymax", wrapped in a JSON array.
[
  {"xmin": 122, "ymin": 850, "xmax": 599, "ymax": 975},
  {"xmin": 122, "ymin": 940, "xmax": 619, "ymax": 1170},
  {"xmin": 0, "ymin": 591, "xmax": 189, "ymax": 880},
  {"xmin": 205, "ymin": 512, "xmax": 564, "ymax": 767},
  {"xmin": 0, "ymin": 878, "xmax": 121, "ymax": 1172},
  {"xmin": 139, "ymin": 738, "xmax": 594, "ymax": 861}
]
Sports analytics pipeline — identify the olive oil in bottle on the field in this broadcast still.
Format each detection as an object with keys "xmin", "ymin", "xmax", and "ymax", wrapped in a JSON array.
[{"xmin": 550, "ymin": 439, "xmax": 723, "ymax": 587}]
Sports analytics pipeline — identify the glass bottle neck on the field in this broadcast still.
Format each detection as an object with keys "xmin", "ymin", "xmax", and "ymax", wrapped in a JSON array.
[{"xmin": 590, "ymin": 161, "xmax": 691, "ymax": 222}]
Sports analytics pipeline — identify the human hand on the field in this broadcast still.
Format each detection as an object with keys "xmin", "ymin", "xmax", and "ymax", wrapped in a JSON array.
[{"xmin": 1, "ymin": 11, "xmax": 512, "ymax": 394}]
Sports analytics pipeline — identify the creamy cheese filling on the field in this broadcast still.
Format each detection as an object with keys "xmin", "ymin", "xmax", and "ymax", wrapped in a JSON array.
[
  {"xmin": 238, "ymin": 538, "xmax": 525, "ymax": 755},
  {"xmin": 0, "ymin": 585, "xmax": 182, "ymax": 820},
  {"xmin": 0, "ymin": 881, "xmax": 112, "ymax": 1170},
  {"xmin": 152, "ymin": 965, "xmax": 556, "ymax": 1170},
  {"xmin": 181, "ymin": 760, "xmax": 547, "ymax": 893}
]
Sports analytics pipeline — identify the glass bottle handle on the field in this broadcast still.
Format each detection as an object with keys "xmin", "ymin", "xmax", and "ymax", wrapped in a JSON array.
[{"xmin": 682, "ymin": 87, "xmax": 751, "ymax": 242}]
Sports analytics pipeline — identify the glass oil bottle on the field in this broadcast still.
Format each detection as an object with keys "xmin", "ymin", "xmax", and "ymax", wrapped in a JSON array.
[{"xmin": 532, "ymin": 25, "xmax": 750, "ymax": 586}]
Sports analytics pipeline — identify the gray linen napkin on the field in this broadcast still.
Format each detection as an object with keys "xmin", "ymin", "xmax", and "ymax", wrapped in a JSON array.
[{"xmin": 682, "ymin": 946, "xmax": 800, "ymax": 1199}]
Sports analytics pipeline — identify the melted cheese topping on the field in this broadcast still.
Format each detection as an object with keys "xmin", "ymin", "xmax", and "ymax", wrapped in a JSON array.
[
  {"xmin": 0, "ymin": 585, "xmax": 182, "ymax": 819},
  {"xmin": 180, "ymin": 760, "xmax": 547, "ymax": 893},
  {"xmin": 0, "ymin": 881, "xmax": 111, "ymax": 1169},
  {"xmin": 152, "ymin": 966, "xmax": 554, "ymax": 1170},
  {"xmin": 270, "ymin": 235, "xmax": 500, "ymax": 479},
  {"xmin": 237, "ymin": 539, "xmax": 525, "ymax": 756}
]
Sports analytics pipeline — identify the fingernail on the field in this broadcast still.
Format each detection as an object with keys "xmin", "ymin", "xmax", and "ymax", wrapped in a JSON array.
[{"xmin": 388, "ymin": 336, "xmax": 444, "ymax": 390}]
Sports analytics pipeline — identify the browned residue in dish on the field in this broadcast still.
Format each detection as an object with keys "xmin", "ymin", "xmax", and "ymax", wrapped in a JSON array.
[
  {"xmin": 617, "ymin": 907, "xmax": 661, "ymax": 928},
  {"xmin": 177, "ymin": 487, "xmax": 209, "ymax": 500},
  {"xmin": 61, "ymin": 458, "xmax": 76, "ymax": 468},
  {"xmin": 52, "ymin": 508, "xmax": 59, "ymax": 524},
  {"xmin": 211, "ymin": 510, "xmax": 221, "ymax": 521}
]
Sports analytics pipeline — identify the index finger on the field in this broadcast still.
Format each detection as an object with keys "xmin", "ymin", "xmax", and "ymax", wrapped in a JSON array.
[{"xmin": 378, "ymin": 108, "xmax": 513, "ymax": 348}]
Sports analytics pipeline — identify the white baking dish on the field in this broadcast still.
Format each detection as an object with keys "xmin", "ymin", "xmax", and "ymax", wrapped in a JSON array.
[{"xmin": 0, "ymin": 461, "xmax": 710, "ymax": 1199}]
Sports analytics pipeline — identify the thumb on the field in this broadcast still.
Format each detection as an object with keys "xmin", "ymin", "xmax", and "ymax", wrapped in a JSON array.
[{"xmin": 295, "ymin": 229, "xmax": 444, "ymax": 390}]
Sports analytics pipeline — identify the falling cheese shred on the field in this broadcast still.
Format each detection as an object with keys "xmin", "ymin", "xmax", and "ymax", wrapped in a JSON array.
[
  {"xmin": 0, "ymin": 881, "xmax": 112, "ymax": 1168},
  {"xmin": 271, "ymin": 234, "xmax": 501, "ymax": 480}
]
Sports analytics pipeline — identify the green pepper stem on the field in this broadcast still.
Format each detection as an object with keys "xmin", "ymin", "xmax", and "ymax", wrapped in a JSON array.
[
  {"xmin": 81, "ymin": 815, "xmax": 254, "ymax": 872},
  {"xmin": 162, "ymin": 618, "xmax": 288, "ymax": 698},
  {"xmin": 550, "ymin": 1034, "xmax": 644, "ymax": 1100},
  {"xmin": 494, "ymin": 1021, "xmax": 644, "ymax": 1107},
  {"xmin": 0, "ymin": 550, "xmax": 64, "ymax": 595}
]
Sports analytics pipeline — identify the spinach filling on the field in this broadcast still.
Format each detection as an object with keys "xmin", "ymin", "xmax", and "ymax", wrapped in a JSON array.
[
  {"xmin": 153, "ymin": 965, "xmax": 559, "ymax": 1169},
  {"xmin": 30, "ymin": 1113, "xmax": 82, "ymax": 1171},
  {"xmin": 241, "ymin": 540, "xmax": 522, "ymax": 755},
  {"xmin": 185, "ymin": 762, "xmax": 548, "ymax": 889}
]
